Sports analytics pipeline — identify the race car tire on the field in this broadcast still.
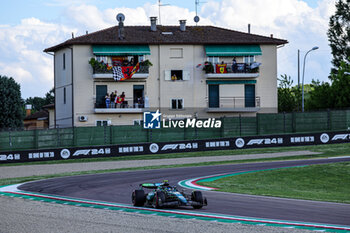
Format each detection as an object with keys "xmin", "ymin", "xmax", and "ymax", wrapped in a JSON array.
[
  {"xmin": 154, "ymin": 191, "xmax": 166, "ymax": 209},
  {"xmin": 191, "ymin": 191, "xmax": 204, "ymax": 209},
  {"xmin": 132, "ymin": 190, "xmax": 145, "ymax": 206}
]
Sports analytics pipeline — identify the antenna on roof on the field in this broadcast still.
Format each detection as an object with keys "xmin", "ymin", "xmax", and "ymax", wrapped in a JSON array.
[
  {"xmin": 116, "ymin": 13, "xmax": 125, "ymax": 40},
  {"xmin": 158, "ymin": 0, "xmax": 170, "ymax": 25},
  {"xmin": 194, "ymin": 0, "xmax": 205, "ymax": 25}
]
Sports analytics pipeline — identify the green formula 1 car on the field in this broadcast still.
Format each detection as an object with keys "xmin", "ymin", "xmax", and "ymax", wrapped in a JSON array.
[{"xmin": 132, "ymin": 180, "xmax": 207, "ymax": 209}]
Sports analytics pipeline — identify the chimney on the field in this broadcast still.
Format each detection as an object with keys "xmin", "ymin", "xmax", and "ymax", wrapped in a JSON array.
[
  {"xmin": 150, "ymin": 17, "xmax": 157, "ymax": 31},
  {"xmin": 179, "ymin": 20, "xmax": 186, "ymax": 31},
  {"xmin": 248, "ymin": 24, "xmax": 251, "ymax": 34},
  {"xmin": 25, "ymin": 104, "xmax": 32, "ymax": 117},
  {"xmin": 270, "ymin": 34, "xmax": 274, "ymax": 38},
  {"xmin": 118, "ymin": 21, "xmax": 125, "ymax": 40}
]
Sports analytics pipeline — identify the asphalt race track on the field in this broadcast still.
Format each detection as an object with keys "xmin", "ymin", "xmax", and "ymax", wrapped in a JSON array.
[{"xmin": 19, "ymin": 157, "xmax": 350, "ymax": 227}]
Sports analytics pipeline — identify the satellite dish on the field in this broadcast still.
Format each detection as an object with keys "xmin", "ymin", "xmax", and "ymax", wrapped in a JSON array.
[
  {"xmin": 194, "ymin": 16, "xmax": 200, "ymax": 23},
  {"xmin": 116, "ymin": 13, "xmax": 125, "ymax": 22}
]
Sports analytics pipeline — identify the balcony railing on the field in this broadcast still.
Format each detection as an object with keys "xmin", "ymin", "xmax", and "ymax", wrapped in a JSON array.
[
  {"xmin": 207, "ymin": 96, "xmax": 260, "ymax": 112},
  {"xmin": 203, "ymin": 62, "xmax": 260, "ymax": 74},
  {"xmin": 95, "ymin": 97, "xmax": 145, "ymax": 109},
  {"xmin": 92, "ymin": 64, "xmax": 150, "ymax": 74}
]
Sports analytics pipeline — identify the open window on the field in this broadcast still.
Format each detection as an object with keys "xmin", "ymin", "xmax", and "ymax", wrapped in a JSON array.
[{"xmin": 171, "ymin": 99, "xmax": 184, "ymax": 109}]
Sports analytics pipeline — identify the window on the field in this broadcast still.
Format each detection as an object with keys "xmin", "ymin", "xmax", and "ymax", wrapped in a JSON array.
[
  {"xmin": 63, "ymin": 53, "xmax": 66, "ymax": 70},
  {"xmin": 171, "ymin": 99, "xmax": 184, "ymax": 109},
  {"xmin": 63, "ymin": 87, "xmax": 66, "ymax": 104},
  {"xmin": 170, "ymin": 48, "xmax": 183, "ymax": 58},
  {"xmin": 165, "ymin": 70, "xmax": 190, "ymax": 81},
  {"xmin": 171, "ymin": 70, "xmax": 183, "ymax": 80},
  {"xmin": 207, "ymin": 56, "xmax": 219, "ymax": 64},
  {"xmin": 96, "ymin": 120, "xmax": 108, "ymax": 126},
  {"xmin": 244, "ymin": 56, "xmax": 255, "ymax": 65},
  {"xmin": 133, "ymin": 119, "xmax": 142, "ymax": 126}
]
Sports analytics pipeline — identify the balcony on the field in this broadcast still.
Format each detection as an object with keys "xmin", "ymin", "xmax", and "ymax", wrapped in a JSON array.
[
  {"xmin": 92, "ymin": 65, "xmax": 150, "ymax": 79},
  {"xmin": 206, "ymin": 96, "xmax": 260, "ymax": 112},
  {"xmin": 94, "ymin": 98, "xmax": 148, "ymax": 114},
  {"xmin": 204, "ymin": 62, "xmax": 260, "ymax": 79}
]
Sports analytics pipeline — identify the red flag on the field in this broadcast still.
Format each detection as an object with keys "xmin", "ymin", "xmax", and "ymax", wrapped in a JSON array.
[{"xmin": 120, "ymin": 63, "xmax": 140, "ymax": 81}]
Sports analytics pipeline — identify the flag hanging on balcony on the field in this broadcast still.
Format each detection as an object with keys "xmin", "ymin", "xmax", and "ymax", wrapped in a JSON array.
[{"xmin": 113, "ymin": 63, "xmax": 140, "ymax": 81}]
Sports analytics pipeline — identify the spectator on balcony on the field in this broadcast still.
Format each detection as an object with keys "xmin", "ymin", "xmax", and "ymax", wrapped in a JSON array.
[
  {"xmin": 105, "ymin": 93, "xmax": 110, "ymax": 108},
  {"xmin": 128, "ymin": 58, "xmax": 135, "ymax": 66},
  {"xmin": 120, "ymin": 92, "xmax": 127, "ymax": 108},
  {"xmin": 110, "ymin": 91, "xmax": 116, "ymax": 108},
  {"xmin": 232, "ymin": 57, "xmax": 237, "ymax": 73}
]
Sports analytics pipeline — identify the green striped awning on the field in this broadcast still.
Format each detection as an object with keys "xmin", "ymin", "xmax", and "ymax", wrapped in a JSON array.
[
  {"xmin": 205, "ymin": 45, "xmax": 262, "ymax": 57},
  {"xmin": 92, "ymin": 45, "xmax": 151, "ymax": 56}
]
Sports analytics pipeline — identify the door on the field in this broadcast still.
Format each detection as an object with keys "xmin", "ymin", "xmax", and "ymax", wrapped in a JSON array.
[
  {"xmin": 245, "ymin": 84, "xmax": 255, "ymax": 107},
  {"xmin": 133, "ymin": 85, "xmax": 144, "ymax": 108},
  {"xmin": 208, "ymin": 85, "xmax": 219, "ymax": 108},
  {"xmin": 96, "ymin": 85, "xmax": 107, "ymax": 108}
]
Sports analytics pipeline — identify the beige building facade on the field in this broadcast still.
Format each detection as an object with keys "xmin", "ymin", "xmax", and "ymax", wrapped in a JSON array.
[{"xmin": 45, "ymin": 19, "xmax": 287, "ymax": 128}]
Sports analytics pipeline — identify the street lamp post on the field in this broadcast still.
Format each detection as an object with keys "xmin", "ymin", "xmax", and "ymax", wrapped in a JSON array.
[{"xmin": 302, "ymin": 46, "xmax": 319, "ymax": 112}]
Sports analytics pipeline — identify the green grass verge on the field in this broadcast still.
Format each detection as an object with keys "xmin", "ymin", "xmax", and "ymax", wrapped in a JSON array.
[
  {"xmin": 200, "ymin": 162, "xmax": 350, "ymax": 204},
  {"xmin": 0, "ymin": 153, "xmax": 333, "ymax": 187},
  {"xmin": 1, "ymin": 143, "xmax": 350, "ymax": 167}
]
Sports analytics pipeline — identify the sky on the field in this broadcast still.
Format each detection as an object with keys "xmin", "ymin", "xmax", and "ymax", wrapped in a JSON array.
[{"xmin": 0, "ymin": 0, "xmax": 336, "ymax": 98}]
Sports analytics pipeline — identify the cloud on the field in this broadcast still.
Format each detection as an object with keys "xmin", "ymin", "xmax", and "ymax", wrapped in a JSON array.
[
  {"xmin": 0, "ymin": 17, "xmax": 75, "ymax": 98},
  {"xmin": 200, "ymin": 0, "xmax": 335, "ymax": 84}
]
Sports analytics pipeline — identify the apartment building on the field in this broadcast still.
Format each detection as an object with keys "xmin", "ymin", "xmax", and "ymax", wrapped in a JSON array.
[{"xmin": 44, "ymin": 17, "xmax": 287, "ymax": 127}]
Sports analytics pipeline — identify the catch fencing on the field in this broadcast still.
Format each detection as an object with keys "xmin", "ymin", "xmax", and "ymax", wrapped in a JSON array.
[{"xmin": 1, "ymin": 109, "xmax": 350, "ymax": 152}]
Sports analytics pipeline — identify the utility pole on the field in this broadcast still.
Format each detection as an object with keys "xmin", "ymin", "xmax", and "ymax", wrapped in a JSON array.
[{"xmin": 297, "ymin": 49, "xmax": 300, "ymax": 89}]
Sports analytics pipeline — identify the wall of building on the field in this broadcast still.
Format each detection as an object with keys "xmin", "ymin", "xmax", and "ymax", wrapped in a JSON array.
[
  {"xmin": 256, "ymin": 45, "xmax": 278, "ymax": 113},
  {"xmin": 55, "ymin": 42, "xmax": 279, "ymax": 127},
  {"xmin": 55, "ymin": 48, "xmax": 73, "ymax": 128}
]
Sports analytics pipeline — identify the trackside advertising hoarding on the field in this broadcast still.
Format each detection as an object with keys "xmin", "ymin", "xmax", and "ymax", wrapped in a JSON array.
[{"xmin": 1, "ymin": 131, "xmax": 349, "ymax": 163}]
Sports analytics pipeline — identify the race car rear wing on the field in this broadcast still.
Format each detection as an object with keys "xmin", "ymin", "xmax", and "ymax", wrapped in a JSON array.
[{"xmin": 140, "ymin": 183, "xmax": 161, "ymax": 189}]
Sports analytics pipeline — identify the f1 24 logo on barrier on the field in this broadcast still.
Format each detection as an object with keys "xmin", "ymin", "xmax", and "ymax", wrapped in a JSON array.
[
  {"xmin": 143, "ymin": 110, "xmax": 161, "ymax": 129},
  {"xmin": 247, "ymin": 138, "xmax": 283, "ymax": 145}
]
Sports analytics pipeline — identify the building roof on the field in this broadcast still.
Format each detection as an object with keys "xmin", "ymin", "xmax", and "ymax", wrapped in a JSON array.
[
  {"xmin": 24, "ymin": 110, "xmax": 48, "ymax": 121},
  {"xmin": 44, "ymin": 25, "xmax": 288, "ymax": 52}
]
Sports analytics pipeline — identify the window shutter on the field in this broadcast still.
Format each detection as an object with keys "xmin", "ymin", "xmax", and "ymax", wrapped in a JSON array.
[
  {"xmin": 164, "ymin": 70, "xmax": 171, "ymax": 80},
  {"xmin": 183, "ymin": 70, "xmax": 190, "ymax": 80}
]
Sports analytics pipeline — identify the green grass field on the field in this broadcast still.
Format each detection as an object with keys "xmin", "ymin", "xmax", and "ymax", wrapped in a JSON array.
[{"xmin": 200, "ymin": 162, "xmax": 350, "ymax": 203}]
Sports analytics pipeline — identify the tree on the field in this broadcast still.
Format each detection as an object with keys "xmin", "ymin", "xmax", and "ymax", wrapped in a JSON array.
[
  {"xmin": 330, "ymin": 61, "xmax": 350, "ymax": 108},
  {"xmin": 0, "ymin": 75, "xmax": 23, "ymax": 129},
  {"xmin": 25, "ymin": 87, "xmax": 54, "ymax": 112},
  {"xmin": 278, "ymin": 74, "xmax": 300, "ymax": 112},
  {"xmin": 327, "ymin": 0, "xmax": 350, "ymax": 70},
  {"xmin": 305, "ymin": 80, "xmax": 334, "ymax": 110}
]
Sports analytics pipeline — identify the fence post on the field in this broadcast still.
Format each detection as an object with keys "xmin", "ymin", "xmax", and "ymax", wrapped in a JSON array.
[
  {"xmin": 292, "ymin": 112, "xmax": 296, "ymax": 133},
  {"xmin": 34, "ymin": 130, "xmax": 39, "ymax": 149},
  {"xmin": 110, "ymin": 125, "xmax": 113, "ymax": 145},
  {"xmin": 56, "ymin": 128, "xmax": 60, "ymax": 147},
  {"xmin": 104, "ymin": 126, "xmax": 107, "ymax": 144},
  {"xmin": 327, "ymin": 109, "xmax": 331, "ymax": 130},
  {"xmin": 9, "ymin": 131, "xmax": 12, "ymax": 148},
  {"xmin": 256, "ymin": 113, "xmax": 260, "ymax": 135},
  {"xmin": 283, "ymin": 112, "xmax": 286, "ymax": 133},
  {"xmin": 221, "ymin": 116, "xmax": 225, "ymax": 138},
  {"xmin": 239, "ymin": 114, "xmax": 242, "ymax": 136},
  {"xmin": 73, "ymin": 127, "xmax": 77, "ymax": 146}
]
